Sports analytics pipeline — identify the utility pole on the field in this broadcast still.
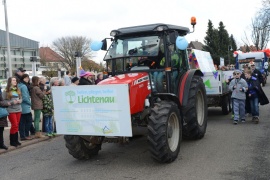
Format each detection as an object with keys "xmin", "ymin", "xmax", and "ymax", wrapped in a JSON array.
[
  {"xmin": 75, "ymin": 52, "xmax": 82, "ymax": 78},
  {"xmin": 30, "ymin": 56, "xmax": 38, "ymax": 76},
  {"xmin": 3, "ymin": 0, "xmax": 12, "ymax": 78}
]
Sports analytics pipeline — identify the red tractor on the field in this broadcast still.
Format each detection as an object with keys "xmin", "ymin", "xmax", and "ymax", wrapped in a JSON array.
[{"xmin": 64, "ymin": 18, "xmax": 208, "ymax": 163}]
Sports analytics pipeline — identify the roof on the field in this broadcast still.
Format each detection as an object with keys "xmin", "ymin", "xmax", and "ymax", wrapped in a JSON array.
[
  {"xmin": 188, "ymin": 41, "xmax": 203, "ymax": 50},
  {"xmin": 112, "ymin": 23, "xmax": 190, "ymax": 36},
  {"xmin": 39, "ymin": 47, "xmax": 65, "ymax": 62},
  {"xmin": 0, "ymin": 29, "xmax": 39, "ymax": 49},
  {"xmin": 237, "ymin": 52, "xmax": 266, "ymax": 60}
]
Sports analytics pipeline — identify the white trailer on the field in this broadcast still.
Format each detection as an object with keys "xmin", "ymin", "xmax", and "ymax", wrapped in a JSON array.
[{"xmin": 190, "ymin": 49, "xmax": 233, "ymax": 114}]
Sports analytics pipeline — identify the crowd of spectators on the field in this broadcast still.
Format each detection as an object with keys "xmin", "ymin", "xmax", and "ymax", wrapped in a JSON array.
[{"xmin": 0, "ymin": 68, "xmax": 104, "ymax": 150}]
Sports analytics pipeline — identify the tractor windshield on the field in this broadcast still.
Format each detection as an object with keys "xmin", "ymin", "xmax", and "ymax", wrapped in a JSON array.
[{"xmin": 104, "ymin": 36, "xmax": 161, "ymax": 60}]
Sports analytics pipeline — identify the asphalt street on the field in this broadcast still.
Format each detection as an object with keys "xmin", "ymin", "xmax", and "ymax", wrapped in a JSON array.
[{"xmin": 0, "ymin": 78, "xmax": 269, "ymax": 180}]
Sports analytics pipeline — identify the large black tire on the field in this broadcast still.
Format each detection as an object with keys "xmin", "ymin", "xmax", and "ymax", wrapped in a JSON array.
[
  {"xmin": 148, "ymin": 101, "xmax": 182, "ymax": 163},
  {"xmin": 182, "ymin": 76, "xmax": 207, "ymax": 139},
  {"xmin": 64, "ymin": 135, "xmax": 102, "ymax": 160},
  {"xmin": 221, "ymin": 95, "xmax": 231, "ymax": 115}
]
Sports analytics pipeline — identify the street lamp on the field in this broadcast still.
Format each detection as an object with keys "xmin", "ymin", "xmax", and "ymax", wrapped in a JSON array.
[
  {"xmin": 228, "ymin": 45, "xmax": 233, "ymax": 65},
  {"xmin": 3, "ymin": 0, "xmax": 12, "ymax": 78}
]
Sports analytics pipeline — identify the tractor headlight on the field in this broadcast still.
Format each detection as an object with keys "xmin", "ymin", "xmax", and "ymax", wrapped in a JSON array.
[{"xmin": 147, "ymin": 81, "xmax": 155, "ymax": 90}]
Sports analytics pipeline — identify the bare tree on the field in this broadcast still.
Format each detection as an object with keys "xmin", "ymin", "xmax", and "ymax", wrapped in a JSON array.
[
  {"xmin": 51, "ymin": 36, "xmax": 93, "ymax": 72},
  {"xmin": 241, "ymin": 31, "xmax": 251, "ymax": 48},
  {"xmin": 261, "ymin": 0, "xmax": 270, "ymax": 32},
  {"xmin": 251, "ymin": 16, "xmax": 262, "ymax": 50},
  {"xmin": 262, "ymin": 0, "xmax": 270, "ymax": 24},
  {"xmin": 251, "ymin": 0, "xmax": 270, "ymax": 50},
  {"xmin": 242, "ymin": 0, "xmax": 269, "ymax": 50}
]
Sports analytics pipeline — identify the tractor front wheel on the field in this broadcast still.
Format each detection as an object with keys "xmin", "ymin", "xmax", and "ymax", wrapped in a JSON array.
[{"xmin": 148, "ymin": 101, "xmax": 181, "ymax": 163}]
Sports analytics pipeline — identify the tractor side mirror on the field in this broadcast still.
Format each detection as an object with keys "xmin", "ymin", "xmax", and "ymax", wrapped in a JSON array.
[{"xmin": 101, "ymin": 39, "xmax": 107, "ymax": 50}]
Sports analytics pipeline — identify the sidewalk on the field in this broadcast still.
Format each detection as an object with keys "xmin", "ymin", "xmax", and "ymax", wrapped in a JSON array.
[{"xmin": 0, "ymin": 120, "xmax": 55, "ymax": 155}]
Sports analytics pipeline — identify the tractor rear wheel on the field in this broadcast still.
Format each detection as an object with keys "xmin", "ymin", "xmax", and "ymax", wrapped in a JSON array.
[
  {"xmin": 182, "ymin": 76, "xmax": 207, "ymax": 139},
  {"xmin": 64, "ymin": 135, "xmax": 102, "ymax": 160},
  {"xmin": 148, "ymin": 101, "xmax": 181, "ymax": 163}
]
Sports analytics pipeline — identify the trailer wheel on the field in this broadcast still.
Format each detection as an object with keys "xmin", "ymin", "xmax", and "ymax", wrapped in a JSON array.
[
  {"xmin": 64, "ymin": 135, "xmax": 102, "ymax": 160},
  {"xmin": 221, "ymin": 95, "xmax": 230, "ymax": 115},
  {"xmin": 182, "ymin": 76, "xmax": 207, "ymax": 139},
  {"xmin": 148, "ymin": 101, "xmax": 181, "ymax": 163}
]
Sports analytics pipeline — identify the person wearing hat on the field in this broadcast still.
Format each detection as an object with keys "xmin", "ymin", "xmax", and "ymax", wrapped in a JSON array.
[
  {"xmin": 15, "ymin": 67, "xmax": 26, "ymax": 83},
  {"xmin": 249, "ymin": 61, "xmax": 263, "ymax": 85},
  {"xmin": 229, "ymin": 69, "xmax": 248, "ymax": 124},
  {"xmin": 71, "ymin": 77, "xmax": 79, "ymax": 86},
  {"xmin": 78, "ymin": 70, "xmax": 94, "ymax": 85}
]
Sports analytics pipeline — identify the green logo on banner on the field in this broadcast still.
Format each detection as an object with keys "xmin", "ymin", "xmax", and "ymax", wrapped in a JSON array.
[
  {"xmin": 204, "ymin": 79, "xmax": 212, "ymax": 89},
  {"xmin": 65, "ymin": 91, "xmax": 76, "ymax": 104}
]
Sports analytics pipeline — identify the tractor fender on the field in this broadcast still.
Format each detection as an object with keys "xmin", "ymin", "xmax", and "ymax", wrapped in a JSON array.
[
  {"xmin": 178, "ymin": 69, "xmax": 204, "ymax": 107},
  {"xmin": 154, "ymin": 93, "xmax": 181, "ymax": 109}
]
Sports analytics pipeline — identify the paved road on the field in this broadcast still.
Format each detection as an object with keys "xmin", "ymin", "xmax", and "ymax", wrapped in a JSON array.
[{"xmin": 0, "ymin": 80, "xmax": 269, "ymax": 180}]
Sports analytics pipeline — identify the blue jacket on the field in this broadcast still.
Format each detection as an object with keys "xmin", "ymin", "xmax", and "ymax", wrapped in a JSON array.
[
  {"xmin": 18, "ymin": 82, "xmax": 31, "ymax": 114},
  {"xmin": 246, "ymin": 76, "xmax": 259, "ymax": 99}
]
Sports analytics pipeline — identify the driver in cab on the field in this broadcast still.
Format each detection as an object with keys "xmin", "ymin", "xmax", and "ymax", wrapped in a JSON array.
[{"xmin": 138, "ymin": 39, "xmax": 164, "ymax": 69}]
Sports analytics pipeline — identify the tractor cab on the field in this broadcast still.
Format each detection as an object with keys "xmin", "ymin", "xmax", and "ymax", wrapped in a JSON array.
[{"xmin": 101, "ymin": 24, "xmax": 190, "ymax": 94}]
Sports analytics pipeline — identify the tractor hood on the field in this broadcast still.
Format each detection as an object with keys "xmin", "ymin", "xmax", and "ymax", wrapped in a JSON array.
[
  {"xmin": 98, "ymin": 72, "xmax": 149, "ymax": 85},
  {"xmin": 98, "ymin": 72, "xmax": 151, "ymax": 115}
]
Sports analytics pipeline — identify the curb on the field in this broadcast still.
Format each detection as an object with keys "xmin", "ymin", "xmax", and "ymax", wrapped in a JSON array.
[{"xmin": 0, "ymin": 135, "xmax": 60, "ymax": 155}]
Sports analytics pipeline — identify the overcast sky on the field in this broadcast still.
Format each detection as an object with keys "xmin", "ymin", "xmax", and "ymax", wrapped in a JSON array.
[{"xmin": 0, "ymin": 0, "xmax": 264, "ymax": 62}]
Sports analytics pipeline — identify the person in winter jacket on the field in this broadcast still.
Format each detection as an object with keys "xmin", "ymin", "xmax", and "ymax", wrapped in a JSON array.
[
  {"xmin": 0, "ymin": 86, "xmax": 10, "ymax": 150},
  {"xmin": 2, "ymin": 77, "xmax": 22, "ymax": 147},
  {"xmin": 78, "ymin": 69, "xmax": 94, "ymax": 85},
  {"xmin": 18, "ymin": 74, "xmax": 33, "ymax": 140},
  {"xmin": 30, "ymin": 76, "xmax": 45, "ymax": 138},
  {"xmin": 245, "ymin": 69, "xmax": 261, "ymax": 123},
  {"xmin": 249, "ymin": 61, "xmax": 263, "ymax": 85},
  {"xmin": 95, "ymin": 73, "xmax": 103, "ymax": 84},
  {"xmin": 229, "ymin": 69, "xmax": 248, "ymax": 124},
  {"xmin": 42, "ymin": 91, "xmax": 54, "ymax": 137}
]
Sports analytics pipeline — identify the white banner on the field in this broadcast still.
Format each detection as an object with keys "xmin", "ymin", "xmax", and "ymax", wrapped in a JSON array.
[
  {"xmin": 193, "ymin": 49, "xmax": 216, "ymax": 72},
  {"xmin": 52, "ymin": 84, "xmax": 132, "ymax": 136}
]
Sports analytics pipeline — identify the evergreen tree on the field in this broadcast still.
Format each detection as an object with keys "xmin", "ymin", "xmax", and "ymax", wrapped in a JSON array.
[
  {"xmin": 229, "ymin": 34, "xmax": 237, "ymax": 64},
  {"xmin": 218, "ymin": 22, "xmax": 230, "ymax": 61},
  {"xmin": 230, "ymin": 34, "xmax": 237, "ymax": 51},
  {"xmin": 203, "ymin": 20, "xmax": 220, "ymax": 65},
  {"xmin": 203, "ymin": 20, "xmax": 214, "ymax": 54},
  {"xmin": 203, "ymin": 20, "xmax": 236, "ymax": 65}
]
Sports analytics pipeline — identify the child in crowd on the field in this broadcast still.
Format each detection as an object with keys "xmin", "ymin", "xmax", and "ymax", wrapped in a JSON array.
[
  {"xmin": 229, "ymin": 69, "xmax": 248, "ymax": 124},
  {"xmin": 245, "ymin": 69, "xmax": 260, "ymax": 123},
  {"xmin": 42, "ymin": 89, "xmax": 54, "ymax": 137}
]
